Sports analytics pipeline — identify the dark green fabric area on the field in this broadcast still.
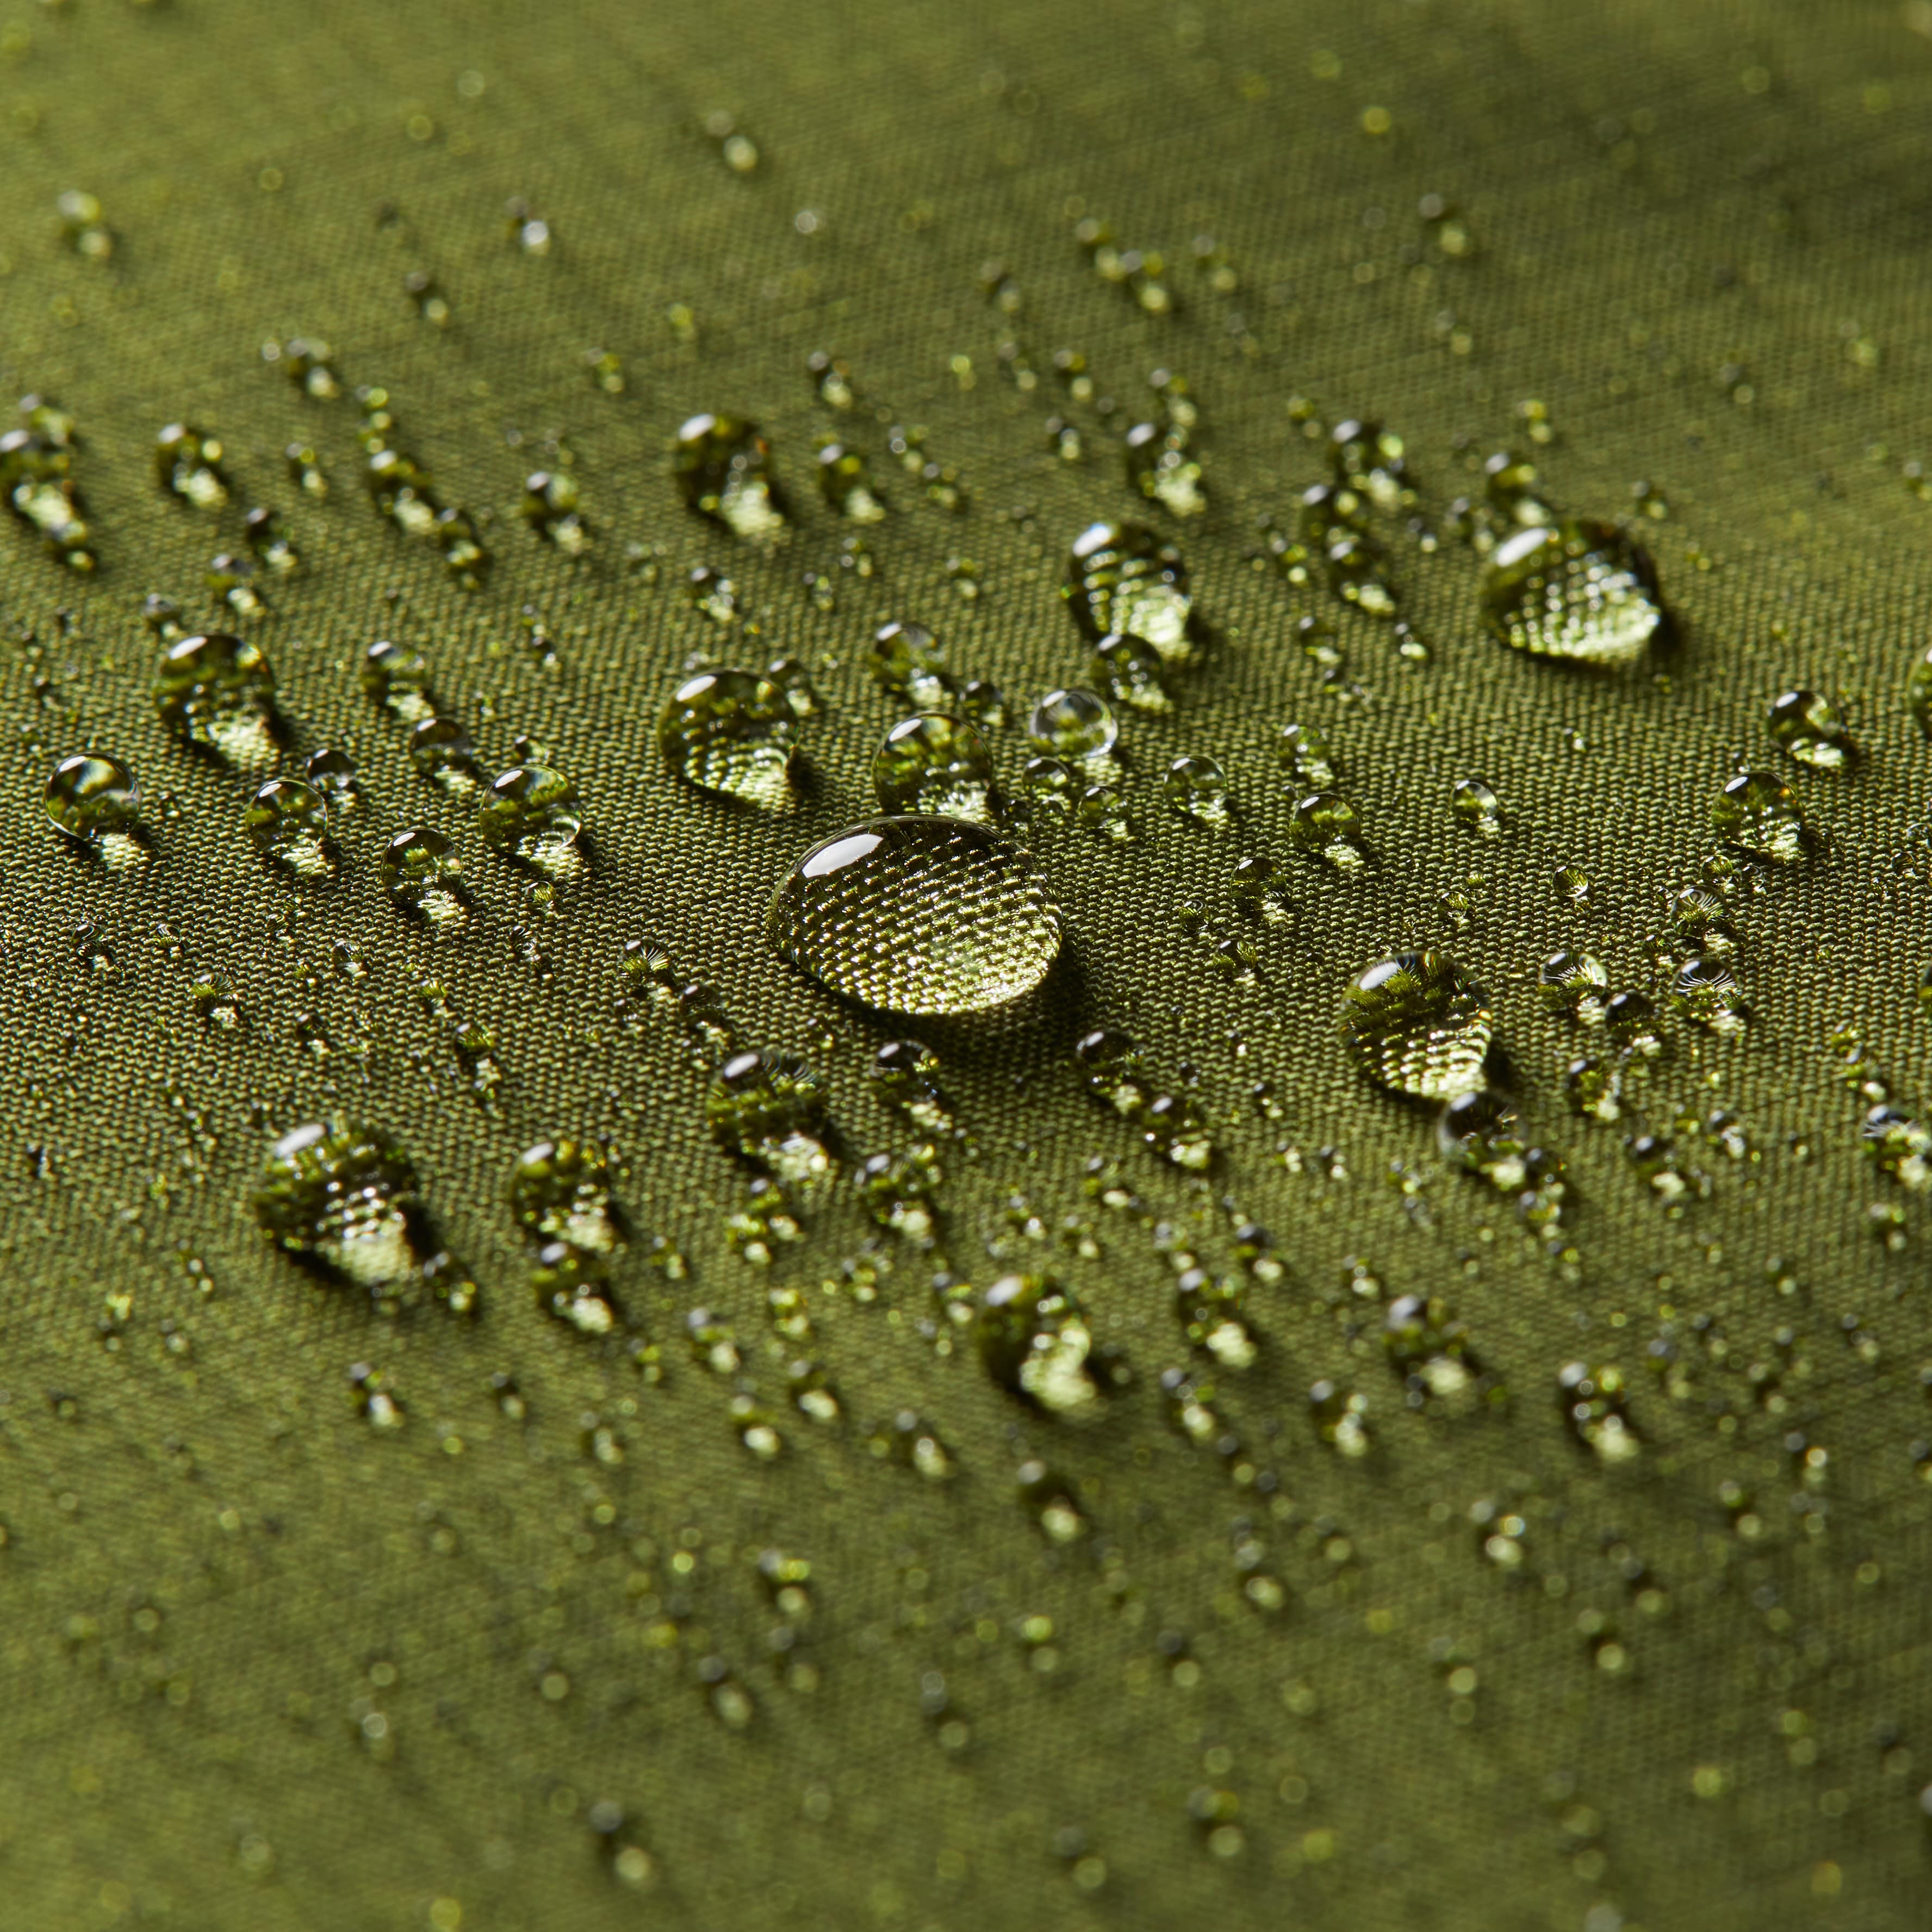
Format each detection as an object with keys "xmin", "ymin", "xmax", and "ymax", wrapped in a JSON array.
[{"xmin": 5, "ymin": 2, "xmax": 1932, "ymax": 1927}]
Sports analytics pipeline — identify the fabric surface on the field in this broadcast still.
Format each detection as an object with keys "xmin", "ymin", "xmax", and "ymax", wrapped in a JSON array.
[{"xmin": 4, "ymin": 2, "xmax": 1931, "ymax": 1927}]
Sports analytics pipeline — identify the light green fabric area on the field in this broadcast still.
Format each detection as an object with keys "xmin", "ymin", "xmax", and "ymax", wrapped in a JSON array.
[{"xmin": 4, "ymin": 2, "xmax": 1932, "ymax": 1927}]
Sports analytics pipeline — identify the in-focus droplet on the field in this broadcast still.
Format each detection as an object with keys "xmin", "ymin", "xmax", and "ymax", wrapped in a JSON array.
[
  {"xmin": 152, "ymin": 632, "xmax": 274, "ymax": 758},
  {"xmin": 245, "ymin": 776, "xmax": 330, "ymax": 869},
  {"xmin": 1480, "ymin": 520, "xmax": 1663, "ymax": 664},
  {"xmin": 252, "ymin": 1119, "xmax": 420, "ymax": 1288},
  {"xmin": 381, "ymin": 825, "xmax": 461, "ymax": 908},
  {"xmin": 1766, "ymin": 688, "xmax": 1849, "ymax": 769},
  {"xmin": 1450, "ymin": 778, "xmax": 1501, "ymax": 836},
  {"xmin": 407, "ymin": 716, "xmax": 481, "ymax": 792},
  {"xmin": 44, "ymin": 754, "xmax": 139, "ymax": 843},
  {"xmin": 1340, "ymin": 953, "xmax": 1492, "ymax": 1098},
  {"xmin": 872, "ymin": 714, "xmax": 993, "ymax": 822},
  {"xmin": 1065, "ymin": 522, "xmax": 1192, "ymax": 659},
  {"xmin": 1673, "ymin": 955, "xmax": 1746, "ymax": 1036},
  {"xmin": 767, "ymin": 816, "xmax": 1061, "ymax": 1016},
  {"xmin": 479, "ymin": 764, "xmax": 582, "ymax": 859},
  {"xmin": 1290, "ymin": 792, "xmax": 1366, "ymax": 869},
  {"xmin": 1539, "ymin": 951, "xmax": 1607, "ymax": 1021},
  {"xmin": 672, "ymin": 413, "xmax": 786, "ymax": 539},
  {"xmin": 1027, "ymin": 687, "xmax": 1117, "ymax": 761},
  {"xmin": 659, "ymin": 668, "xmax": 796, "ymax": 810},
  {"xmin": 1164, "ymin": 754, "xmax": 1231, "ymax": 827},
  {"xmin": 1710, "ymin": 771, "xmax": 1804, "ymax": 861}
]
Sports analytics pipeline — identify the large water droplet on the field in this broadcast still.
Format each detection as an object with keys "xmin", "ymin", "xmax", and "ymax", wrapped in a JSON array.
[
  {"xmin": 1480, "ymin": 520, "xmax": 1662, "ymax": 664},
  {"xmin": 1027, "ymin": 687, "xmax": 1117, "ymax": 760},
  {"xmin": 872, "ymin": 714, "xmax": 993, "ymax": 821},
  {"xmin": 672, "ymin": 413, "xmax": 786, "ymax": 539},
  {"xmin": 767, "ymin": 816, "xmax": 1061, "ymax": 1016},
  {"xmin": 1710, "ymin": 771, "xmax": 1804, "ymax": 861},
  {"xmin": 253, "ymin": 1119, "xmax": 420, "ymax": 1287},
  {"xmin": 1065, "ymin": 522, "xmax": 1192, "ymax": 659},
  {"xmin": 152, "ymin": 632, "xmax": 274, "ymax": 759},
  {"xmin": 479, "ymin": 764, "xmax": 582, "ymax": 859},
  {"xmin": 659, "ymin": 668, "xmax": 797, "ymax": 809},
  {"xmin": 45, "ymin": 754, "xmax": 139, "ymax": 843},
  {"xmin": 1766, "ymin": 688, "xmax": 1849, "ymax": 769},
  {"xmin": 1340, "ymin": 953, "xmax": 1492, "ymax": 1098}
]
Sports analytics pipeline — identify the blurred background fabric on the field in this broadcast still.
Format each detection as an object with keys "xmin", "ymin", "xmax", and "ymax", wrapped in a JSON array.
[{"xmin": 4, "ymin": 2, "xmax": 1932, "ymax": 1927}]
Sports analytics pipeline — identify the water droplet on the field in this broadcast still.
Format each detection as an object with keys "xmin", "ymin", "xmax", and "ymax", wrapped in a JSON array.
[
  {"xmin": 1091, "ymin": 633, "xmax": 1172, "ymax": 712},
  {"xmin": 154, "ymin": 423, "xmax": 230, "ymax": 510},
  {"xmin": 763, "ymin": 655, "xmax": 819, "ymax": 718},
  {"xmin": 1276, "ymin": 720, "xmax": 1335, "ymax": 788},
  {"xmin": 1564, "ymin": 1055, "xmax": 1622, "ymax": 1121},
  {"xmin": 1076, "ymin": 782, "xmax": 1135, "ymax": 841},
  {"xmin": 1557, "ymin": 1363, "xmax": 1641, "ymax": 1463},
  {"xmin": 1065, "ymin": 522, "xmax": 1192, "ymax": 659},
  {"xmin": 1766, "ymin": 688, "xmax": 1849, "ymax": 769},
  {"xmin": 707, "ymin": 1050, "xmax": 832, "ymax": 1186},
  {"xmin": 1552, "ymin": 863, "xmax": 1592, "ymax": 906},
  {"xmin": 659, "ymin": 668, "xmax": 797, "ymax": 810},
  {"xmin": 816, "ymin": 439, "xmax": 887, "ymax": 521},
  {"xmin": 1175, "ymin": 1268, "xmax": 1255, "ymax": 1368},
  {"xmin": 767, "ymin": 816, "xmax": 1061, "ymax": 1016},
  {"xmin": 1164, "ymin": 755, "xmax": 1231, "ymax": 827},
  {"xmin": 1290, "ymin": 792, "xmax": 1367, "ymax": 869},
  {"xmin": 1863, "ymin": 1105, "xmax": 1932, "ymax": 1189},
  {"xmin": 1123, "ymin": 421, "xmax": 1206, "ymax": 517},
  {"xmin": 479, "ymin": 764, "xmax": 582, "ymax": 860},
  {"xmin": 978, "ymin": 1275, "xmax": 1104, "ymax": 1418},
  {"xmin": 361, "ymin": 640, "xmax": 433, "ymax": 715},
  {"xmin": 44, "ymin": 755, "xmax": 139, "ymax": 844},
  {"xmin": 407, "ymin": 716, "xmax": 482, "ymax": 793},
  {"xmin": 872, "ymin": 715, "xmax": 994, "ymax": 821},
  {"xmin": 510, "ymin": 1139, "xmax": 617, "ymax": 1250},
  {"xmin": 1023, "ymin": 755, "xmax": 1078, "ymax": 807},
  {"xmin": 1450, "ymin": 778, "xmax": 1501, "ymax": 836},
  {"xmin": 868, "ymin": 620, "xmax": 955, "ymax": 710},
  {"xmin": 302, "ymin": 747, "xmax": 358, "ymax": 806},
  {"xmin": 1673, "ymin": 955, "xmax": 1746, "ymax": 1035},
  {"xmin": 1027, "ymin": 687, "xmax": 1117, "ymax": 761},
  {"xmin": 381, "ymin": 825, "xmax": 462, "ymax": 911},
  {"xmin": 152, "ymin": 632, "xmax": 274, "ymax": 759},
  {"xmin": 1711, "ymin": 771, "xmax": 1804, "ymax": 861},
  {"xmin": 1539, "ymin": 951, "xmax": 1607, "ymax": 1022},
  {"xmin": 672, "ymin": 413, "xmax": 785, "ymax": 539},
  {"xmin": 252, "ymin": 1119, "xmax": 420, "ymax": 1288},
  {"xmin": 1340, "ymin": 953, "xmax": 1492, "ymax": 1098},
  {"xmin": 245, "ymin": 777, "xmax": 330, "ymax": 870},
  {"xmin": 870, "ymin": 1039, "xmax": 951, "ymax": 1133},
  {"xmin": 1480, "ymin": 520, "xmax": 1663, "ymax": 664},
  {"xmin": 1907, "ymin": 645, "xmax": 1932, "ymax": 736}
]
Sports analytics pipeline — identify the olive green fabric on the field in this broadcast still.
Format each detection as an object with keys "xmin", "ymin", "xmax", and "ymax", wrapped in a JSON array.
[{"xmin": 5, "ymin": 2, "xmax": 1932, "ymax": 1927}]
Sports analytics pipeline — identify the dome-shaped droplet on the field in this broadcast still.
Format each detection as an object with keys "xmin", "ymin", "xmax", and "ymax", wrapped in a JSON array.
[
  {"xmin": 245, "ymin": 776, "xmax": 330, "ymax": 867},
  {"xmin": 407, "ymin": 715, "xmax": 481, "ymax": 792},
  {"xmin": 1450, "ymin": 778, "xmax": 1501, "ymax": 836},
  {"xmin": 1672, "ymin": 955, "xmax": 1745, "ymax": 1035},
  {"xmin": 1123, "ymin": 421, "xmax": 1206, "ymax": 518},
  {"xmin": 672, "ymin": 412, "xmax": 786, "ymax": 539},
  {"xmin": 1710, "ymin": 770, "xmax": 1804, "ymax": 861},
  {"xmin": 1480, "ymin": 520, "xmax": 1662, "ymax": 664},
  {"xmin": 152, "ymin": 632, "xmax": 274, "ymax": 756},
  {"xmin": 1539, "ymin": 951, "xmax": 1607, "ymax": 1020},
  {"xmin": 1766, "ymin": 688, "xmax": 1849, "ymax": 769},
  {"xmin": 1027, "ymin": 687, "xmax": 1117, "ymax": 761},
  {"xmin": 1340, "ymin": 952, "xmax": 1493, "ymax": 1098},
  {"xmin": 1065, "ymin": 522, "xmax": 1192, "ymax": 659},
  {"xmin": 977, "ymin": 1273, "xmax": 1103, "ymax": 1418},
  {"xmin": 659, "ymin": 668, "xmax": 796, "ymax": 809},
  {"xmin": 360, "ymin": 639, "xmax": 432, "ymax": 715},
  {"xmin": 1164, "ymin": 754, "xmax": 1231, "ymax": 827},
  {"xmin": 767, "ymin": 815, "xmax": 1061, "ymax": 1016},
  {"xmin": 868, "ymin": 620, "xmax": 956, "ymax": 710},
  {"xmin": 381, "ymin": 824, "xmax": 460, "ymax": 906},
  {"xmin": 304, "ymin": 746, "xmax": 358, "ymax": 800},
  {"xmin": 1436, "ymin": 1089, "xmax": 1529, "ymax": 1189},
  {"xmin": 478, "ymin": 763, "xmax": 582, "ymax": 858},
  {"xmin": 1290, "ymin": 792, "xmax": 1366, "ymax": 869},
  {"xmin": 252, "ymin": 1118, "xmax": 420, "ymax": 1287},
  {"xmin": 44, "ymin": 754, "xmax": 139, "ymax": 843},
  {"xmin": 1091, "ymin": 633, "xmax": 1171, "ymax": 712},
  {"xmin": 872, "ymin": 705, "xmax": 998, "ymax": 817},
  {"xmin": 1276, "ymin": 720, "xmax": 1335, "ymax": 788},
  {"xmin": 706, "ymin": 1048, "xmax": 832, "ymax": 1185}
]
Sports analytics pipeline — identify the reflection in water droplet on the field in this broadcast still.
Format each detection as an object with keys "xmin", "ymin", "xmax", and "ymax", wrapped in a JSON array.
[
  {"xmin": 45, "ymin": 755, "xmax": 139, "ymax": 843},
  {"xmin": 1164, "ymin": 755, "xmax": 1231, "ymax": 827},
  {"xmin": 1539, "ymin": 951, "xmax": 1607, "ymax": 1022},
  {"xmin": 304, "ymin": 746, "xmax": 358, "ymax": 802},
  {"xmin": 659, "ymin": 668, "xmax": 797, "ymax": 810},
  {"xmin": 245, "ymin": 778, "xmax": 330, "ymax": 871},
  {"xmin": 479, "ymin": 764, "xmax": 582, "ymax": 859},
  {"xmin": 1028, "ymin": 688, "xmax": 1117, "ymax": 761},
  {"xmin": 871, "ymin": 1039, "xmax": 952, "ymax": 1133},
  {"xmin": 707, "ymin": 1049, "xmax": 833, "ymax": 1186},
  {"xmin": 767, "ymin": 816, "xmax": 1061, "ymax": 1016},
  {"xmin": 511, "ymin": 1138, "xmax": 617, "ymax": 1251},
  {"xmin": 1564, "ymin": 1055, "xmax": 1622, "ymax": 1121},
  {"xmin": 152, "ymin": 632, "xmax": 275, "ymax": 761},
  {"xmin": 1436, "ymin": 1089, "xmax": 1531, "ymax": 1189},
  {"xmin": 1480, "ymin": 520, "xmax": 1662, "ymax": 664},
  {"xmin": 1340, "ymin": 953, "xmax": 1492, "ymax": 1098},
  {"xmin": 253, "ymin": 1119, "xmax": 420, "ymax": 1287},
  {"xmin": 978, "ymin": 1275, "xmax": 1103, "ymax": 1418},
  {"xmin": 381, "ymin": 825, "xmax": 461, "ymax": 914},
  {"xmin": 361, "ymin": 639, "xmax": 434, "ymax": 718},
  {"xmin": 1065, "ymin": 522, "xmax": 1192, "ymax": 659},
  {"xmin": 1091, "ymin": 633, "xmax": 1172, "ymax": 713},
  {"xmin": 1673, "ymin": 955, "xmax": 1746, "ymax": 1036},
  {"xmin": 1766, "ymin": 688, "xmax": 1849, "ymax": 769},
  {"xmin": 868, "ymin": 620, "xmax": 956, "ymax": 710},
  {"xmin": 872, "ymin": 714, "xmax": 994, "ymax": 822},
  {"xmin": 672, "ymin": 413, "xmax": 786, "ymax": 539},
  {"xmin": 1290, "ymin": 792, "xmax": 1366, "ymax": 869},
  {"xmin": 1711, "ymin": 771, "xmax": 1804, "ymax": 861},
  {"xmin": 1276, "ymin": 721, "xmax": 1335, "ymax": 788},
  {"xmin": 1124, "ymin": 421, "xmax": 1205, "ymax": 517},
  {"xmin": 1450, "ymin": 778, "xmax": 1501, "ymax": 836},
  {"xmin": 407, "ymin": 716, "xmax": 482, "ymax": 793}
]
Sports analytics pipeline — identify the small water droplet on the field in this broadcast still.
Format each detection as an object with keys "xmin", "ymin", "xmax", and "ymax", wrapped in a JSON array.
[
  {"xmin": 245, "ymin": 777, "xmax": 330, "ymax": 870},
  {"xmin": 1091, "ymin": 632, "xmax": 1172, "ymax": 712},
  {"xmin": 1539, "ymin": 951, "xmax": 1607, "ymax": 1022},
  {"xmin": 1481, "ymin": 520, "xmax": 1663, "ymax": 664},
  {"xmin": 479, "ymin": 764, "xmax": 582, "ymax": 859},
  {"xmin": 672, "ymin": 413, "xmax": 785, "ymax": 539},
  {"xmin": 978, "ymin": 1275, "xmax": 1104, "ymax": 1418},
  {"xmin": 871, "ymin": 715, "xmax": 994, "ymax": 821},
  {"xmin": 1906, "ymin": 645, "xmax": 1932, "ymax": 736},
  {"xmin": 1450, "ymin": 778, "xmax": 1501, "ymax": 836},
  {"xmin": 1340, "ymin": 953, "xmax": 1492, "ymax": 1098},
  {"xmin": 152, "ymin": 632, "xmax": 274, "ymax": 760},
  {"xmin": 1276, "ymin": 720, "xmax": 1335, "ymax": 788},
  {"xmin": 1123, "ymin": 421, "xmax": 1206, "ymax": 517},
  {"xmin": 511, "ymin": 1139, "xmax": 617, "ymax": 1251},
  {"xmin": 1027, "ymin": 687, "xmax": 1117, "ymax": 761},
  {"xmin": 1673, "ymin": 955, "xmax": 1746, "ymax": 1036},
  {"xmin": 1290, "ymin": 792, "xmax": 1366, "ymax": 869},
  {"xmin": 408, "ymin": 716, "xmax": 482, "ymax": 793},
  {"xmin": 1164, "ymin": 755, "xmax": 1231, "ymax": 827},
  {"xmin": 1552, "ymin": 863, "xmax": 1592, "ymax": 906},
  {"xmin": 154, "ymin": 423, "xmax": 230, "ymax": 510},
  {"xmin": 868, "ymin": 620, "xmax": 955, "ymax": 710},
  {"xmin": 707, "ymin": 1050, "xmax": 833, "ymax": 1186},
  {"xmin": 767, "ymin": 816, "xmax": 1061, "ymax": 1015},
  {"xmin": 659, "ymin": 668, "xmax": 797, "ymax": 810},
  {"xmin": 1711, "ymin": 771, "xmax": 1804, "ymax": 861},
  {"xmin": 1065, "ymin": 522, "xmax": 1192, "ymax": 658},
  {"xmin": 1564, "ymin": 1055, "xmax": 1622, "ymax": 1121},
  {"xmin": 1766, "ymin": 688, "xmax": 1849, "ymax": 769},
  {"xmin": 44, "ymin": 754, "xmax": 139, "ymax": 844},
  {"xmin": 252, "ymin": 1119, "xmax": 420, "ymax": 1288}
]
